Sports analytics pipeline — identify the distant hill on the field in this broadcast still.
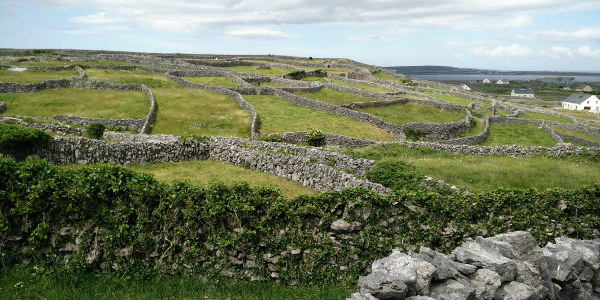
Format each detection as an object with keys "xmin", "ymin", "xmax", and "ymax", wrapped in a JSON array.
[{"xmin": 387, "ymin": 65, "xmax": 600, "ymax": 77}]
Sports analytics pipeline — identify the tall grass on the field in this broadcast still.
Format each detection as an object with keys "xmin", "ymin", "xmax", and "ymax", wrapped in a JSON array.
[
  {"xmin": 460, "ymin": 117, "xmax": 486, "ymax": 137},
  {"xmin": 0, "ymin": 88, "xmax": 149, "ymax": 119},
  {"xmin": 550, "ymin": 126, "xmax": 600, "ymax": 142},
  {"xmin": 151, "ymin": 87, "xmax": 252, "ymax": 137},
  {"xmin": 0, "ymin": 69, "xmax": 79, "ymax": 83},
  {"xmin": 519, "ymin": 113, "xmax": 573, "ymax": 123},
  {"xmin": 481, "ymin": 124, "xmax": 557, "ymax": 147},
  {"xmin": 0, "ymin": 265, "xmax": 353, "ymax": 300},
  {"xmin": 355, "ymin": 102, "xmax": 466, "ymax": 124},
  {"xmin": 128, "ymin": 160, "xmax": 315, "ymax": 199},
  {"xmin": 182, "ymin": 76, "xmax": 239, "ymax": 88},
  {"xmin": 295, "ymin": 88, "xmax": 383, "ymax": 105},
  {"xmin": 86, "ymin": 68, "xmax": 177, "ymax": 88},
  {"xmin": 343, "ymin": 143, "xmax": 600, "ymax": 193},
  {"xmin": 243, "ymin": 95, "xmax": 397, "ymax": 141}
]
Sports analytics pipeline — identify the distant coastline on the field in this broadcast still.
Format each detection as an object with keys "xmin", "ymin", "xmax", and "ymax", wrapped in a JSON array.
[{"xmin": 386, "ymin": 66, "xmax": 600, "ymax": 82}]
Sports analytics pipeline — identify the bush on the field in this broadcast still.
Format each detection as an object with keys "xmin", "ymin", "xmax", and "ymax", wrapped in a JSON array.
[
  {"xmin": 404, "ymin": 128, "xmax": 425, "ymax": 141},
  {"xmin": 258, "ymin": 134, "xmax": 283, "ymax": 143},
  {"xmin": 287, "ymin": 70, "xmax": 306, "ymax": 79},
  {"xmin": 0, "ymin": 123, "xmax": 50, "ymax": 148},
  {"xmin": 366, "ymin": 159, "xmax": 422, "ymax": 191},
  {"xmin": 305, "ymin": 128, "xmax": 325, "ymax": 147},
  {"xmin": 86, "ymin": 123, "xmax": 105, "ymax": 139}
]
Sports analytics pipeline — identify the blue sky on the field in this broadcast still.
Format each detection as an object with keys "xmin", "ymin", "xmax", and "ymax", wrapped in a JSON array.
[{"xmin": 1, "ymin": 0, "xmax": 600, "ymax": 71}]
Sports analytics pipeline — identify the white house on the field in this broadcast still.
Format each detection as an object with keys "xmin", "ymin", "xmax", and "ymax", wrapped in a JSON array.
[
  {"xmin": 460, "ymin": 83, "xmax": 471, "ymax": 91},
  {"xmin": 511, "ymin": 88, "xmax": 535, "ymax": 98},
  {"xmin": 482, "ymin": 78, "xmax": 491, "ymax": 84},
  {"xmin": 496, "ymin": 79, "xmax": 509, "ymax": 85},
  {"xmin": 561, "ymin": 93, "xmax": 600, "ymax": 113}
]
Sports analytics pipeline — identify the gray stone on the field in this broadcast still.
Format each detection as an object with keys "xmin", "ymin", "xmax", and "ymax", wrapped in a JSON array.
[
  {"xmin": 358, "ymin": 270, "xmax": 408, "ymax": 300},
  {"xmin": 497, "ymin": 281, "xmax": 535, "ymax": 300},
  {"xmin": 542, "ymin": 242, "xmax": 584, "ymax": 282},
  {"xmin": 331, "ymin": 219, "xmax": 354, "ymax": 232},
  {"xmin": 369, "ymin": 250, "xmax": 436, "ymax": 296},
  {"xmin": 469, "ymin": 268, "xmax": 501, "ymax": 300},
  {"xmin": 0, "ymin": 102, "xmax": 6, "ymax": 114},
  {"xmin": 415, "ymin": 246, "xmax": 468, "ymax": 280},
  {"xmin": 429, "ymin": 279, "xmax": 477, "ymax": 300},
  {"xmin": 452, "ymin": 240, "xmax": 517, "ymax": 282}
]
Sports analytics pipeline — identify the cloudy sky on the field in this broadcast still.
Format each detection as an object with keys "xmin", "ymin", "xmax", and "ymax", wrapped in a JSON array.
[{"xmin": 1, "ymin": 0, "xmax": 600, "ymax": 71}]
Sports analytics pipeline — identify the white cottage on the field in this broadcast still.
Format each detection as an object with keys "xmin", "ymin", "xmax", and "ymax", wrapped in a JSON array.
[
  {"xmin": 511, "ymin": 88, "xmax": 535, "ymax": 98},
  {"xmin": 459, "ymin": 83, "xmax": 471, "ymax": 91},
  {"xmin": 562, "ymin": 93, "xmax": 600, "ymax": 113},
  {"xmin": 496, "ymin": 79, "xmax": 509, "ymax": 85}
]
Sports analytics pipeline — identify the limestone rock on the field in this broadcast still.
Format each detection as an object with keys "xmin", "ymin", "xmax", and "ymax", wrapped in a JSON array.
[
  {"xmin": 429, "ymin": 279, "xmax": 477, "ymax": 300},
  {"xmin": 331, "ymin": 219, "xmax": 354, "ymax": 232},
  {"xmin": 469, "ymin": 268, "xmax": 501, "ymax": 300},
  {"xmin": 452, "ymin": 240, "xmax": 517, "ymax": 282},
  {"xmin": 358, "ymin": 270, "xmax": 408, "ymax": 299}
]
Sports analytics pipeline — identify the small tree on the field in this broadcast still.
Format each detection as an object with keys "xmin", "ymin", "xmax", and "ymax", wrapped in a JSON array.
[
  {"xmin": 305, "ymin": 128, "xmax": 325, "ymax": 147},
  {"xmin": 86, "ymin": 122, "xmax": 105, "ymax": 139}
]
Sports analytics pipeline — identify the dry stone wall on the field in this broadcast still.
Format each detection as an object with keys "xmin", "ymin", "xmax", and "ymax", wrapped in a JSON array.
[
  {"xmin": 348, "ymin": 231, "xmax": 600, "ymax": 300},
  {"xmin": 53, "ymin": 115, "xmax": 145, "ymax": 132},
  {"xmin": 0, "ymin": 66, "xmax": 86, "ymax": 93}
]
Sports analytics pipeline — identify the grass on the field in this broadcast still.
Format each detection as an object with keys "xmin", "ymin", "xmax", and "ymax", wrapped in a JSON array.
[
  {"xmin": 151, "ymin": 87, "xmax": 252, "ymax": 137},
  {"xmin": 243, "ymin": 95, "xmax": 397, "ymax": 142},
  {"xmin": 301, "ymin": 77, "xmax": 329, "ymax": 83},
  {"xmin": 128, "ymin": 160, "xmax": 316, "ymax": 199},
  {"xmin": 330, "ymin": 79, "xmax": 393, "ymax": 93},
  {"xmin": 519, "ymin": 113, "xmax": 573, "ymax": 123},
  {"xmin": 372, "ymin": 72, "xmax": 398, "ymax": 81},
  {"xmin": 481, "ymin": 124, "xmax": 557, "ymax": 147},
  {"xmin": 0, "ymin": 265, "xmax": 352, "ymax": 300},
  {"xmin": 0, "ymin": 68, "xmax": 79, "ymax": 83},
  {"xmin": 355, "ymin": 102, "xmax": 466, "ymax": 124},
  {"xmin": 85, "ymin": 68, "xmax": 177, "ymax": 88},
  {"xmin": 343, "ymin": 143, "xmax": 600, "ymax": 193},
  {"xmin": 182, "ymin": 76, "xmax": 239, "ymax": 88},
  {"xmin": 550, "ymin": 126, "xmax": 600, "ymax": 142},
  {"xmin": 295, "ymin": 88, "xmax": 384, "ymax": 105},
  {"xmin": 460, "ymin": 117, "xmax": 487, "ymax": 137},
  {"xmin": 225, "ymin": 66, "xmax": 291, "ymax": 75},
  {"xmin": 556, "ymin": 109, "xmax": 600, "ymax": 121},
  {"xmin": 0, "ymin": 88, "xmax": 149, "ymax": 119},
  {"xmin": 425, "ymin": 93, "xmax": 472, "ymax": 106},
  {"xmin": 8, "ymin": 58, "xmax": 137, "ymax": 67}
]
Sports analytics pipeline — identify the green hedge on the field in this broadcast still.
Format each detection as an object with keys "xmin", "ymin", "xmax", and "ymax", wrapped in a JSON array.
[
  {"xmin": 0, "ymin": 123, "xmax": 51, "ymax": 160},
  {"xmin": 0, "ymin": 156, "xmax": 598, "ymax": 284}
]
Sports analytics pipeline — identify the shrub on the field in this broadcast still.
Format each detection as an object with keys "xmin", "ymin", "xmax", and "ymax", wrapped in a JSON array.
[
  {"xmin": 86, "ymin": 123, "xmax": 105, "ymax": 139},
  {"xmin": 287, "ymin": 70, "xmax": 306, "ymax": 80},
  {"xmin": 366, "ymin": 159, "xmax": 422, "ymax": 191},
  {"xmin": 305, "ymin": 128, "xmax": 325, "ymax": 147},
  {"xmin": 258, "ymin": 134, "xmax": 283, "ymax": 143},
  {"xmin": 0, "ymin": 123, "xmax": 50, "ymax": 148},
  {"xmin": 404, "ymin": 128, "xmax": 424, "ymax": 141}
]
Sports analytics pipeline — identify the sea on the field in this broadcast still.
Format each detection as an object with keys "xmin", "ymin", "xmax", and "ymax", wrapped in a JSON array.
[{"xmin": 408, "ymin": 74, "xmax": 600, "ymax": 83}]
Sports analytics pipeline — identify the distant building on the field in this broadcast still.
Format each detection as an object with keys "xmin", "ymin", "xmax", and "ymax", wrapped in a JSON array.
[
  {"xmin": 460, "ymin": 83, "xmax": 471, "ymax": 91},
  {"xmin": 482, "ymin": 78, "xmax": 491, "ymax": 84},
  {"xmin": 511, "ymin": 88, "xmax": 535, "ymax": 98},
  {"xmin": 496, "ymin": 79, "xmax": 509, "ymax": 85},
  {"xmin": 540, "ymin": 77, "xmax": 575, "ymax": 84},
  {"xmin": 562, "ymin": 93, "xmax": 600, "ymax": 112},
  {"xmin": 561, "ymin": 86, "xmax": 571, "ymax": 91},
  {"xmin": 576, "ymin": 84, "xmax": 593, "ymax": 92}
]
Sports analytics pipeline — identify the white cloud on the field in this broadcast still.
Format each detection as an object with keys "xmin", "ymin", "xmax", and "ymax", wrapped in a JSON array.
[
  {"xmin": 471, "ymin": 44, "xmax": 533, "ymax": 57},
  {"xmin": 224, "ymin": 28, "xmax": 292, "ymax": 39},
  {"xmin": 34, "ymin": 0, "xmax": 600, "ymax": 34},
  {"xmin": 69, "ymin": 12, "xmax": 125, "ymax": 24},
  {"xmin": 528, "ymin": 26, "xmax": 600, "ymax": 42},
  {"xmin": 346, "ymin": 34, "xmax": 392, "ymax": 42},
  {"xmin": 540, "ymin": 46, "xmax": 573, "ymax": 59},
  {"xmin": 577, "ymin": 46, "xmax": 600, "ymax": 58}
]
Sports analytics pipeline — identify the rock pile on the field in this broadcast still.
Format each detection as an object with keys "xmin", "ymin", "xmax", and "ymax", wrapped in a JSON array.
[{"xmin": 348, "ymin": 231, "xmax": 599, "ymax": 299}]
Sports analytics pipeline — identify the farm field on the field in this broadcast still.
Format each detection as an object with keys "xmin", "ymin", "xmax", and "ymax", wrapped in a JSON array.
[
  {"xmin": 295, "ymin": 88, "xmax": 383, "ymax": 105},
  {"xmin": 481, "ymin": 124, "xmax": 557, "ymax": 147},
  {"xmin": 0, "ymin": 68, "xmax": 79, "ymax": 83},
  {"xmin": 354, "ymin": 102, "xmax": 466, "ymax": 124}
]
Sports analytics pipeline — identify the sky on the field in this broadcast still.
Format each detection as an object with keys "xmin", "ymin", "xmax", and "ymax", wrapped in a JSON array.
[{"xmin": 1, "ymin": 0, "xmax": 600, "ymax": 71}]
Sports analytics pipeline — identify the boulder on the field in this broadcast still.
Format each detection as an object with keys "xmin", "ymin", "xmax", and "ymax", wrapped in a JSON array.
[
  {"xmin": 469, "ymin": 268, "xmax": 501, "ymax": 300},
  {"xmin": 429, "ymin": 279, "xmax": 477, "ymax": 300},
  {"xmin": 414, "ymin": 246, "xmax": 476, "ymax": 280},
  {"xmin": 367, "ymin": 250, "xmax": 436, "ymax": 296},
  {"xmin": 497, "ymin": 281, "xmax": 535, "ymax": 300},
  {"xmin": 358, "ymin": 270, "xmax": 408, "ymax": 299},
  {"xmin": 452, "ymin": 240, "xmax": 517, "ymax": 282}
]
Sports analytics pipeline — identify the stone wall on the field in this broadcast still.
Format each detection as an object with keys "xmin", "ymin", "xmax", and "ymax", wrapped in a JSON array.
[
  {"xmin": 0, "ymin": 66, "xmax": 86, "ymax": 93},
  {"xmin": 273, "ymin": 131, "xmax": 379, "ymax": 149},
  {"xmin": 438, "ymin": 117, "xmax": 491, "ymax": 146},
  {"xmin": 53, "ymin": 115, "xmax": 145, "ymax": 132},
  {"xmin": 394, "ymin": 141, "xmax": 599, "ymax": 157},
  {"xmin": 0, "ymin": 101, "xmax": 6, "ymax": 114},
  {"xmin": 0, "ymin": 117, "xmax": 85, "ymax": 136},
  {"xmin": 348, "ymin": 231, "xmax": 600, "ymax": 300}
]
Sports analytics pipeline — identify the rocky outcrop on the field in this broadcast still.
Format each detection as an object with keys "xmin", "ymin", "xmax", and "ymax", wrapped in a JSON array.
[{"xmin": 348, "ymin": 231, "xmax": 600, "ymax": 299}]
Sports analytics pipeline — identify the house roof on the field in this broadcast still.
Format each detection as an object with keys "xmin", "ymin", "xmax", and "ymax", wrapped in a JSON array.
[
  {"xmin": 512, "ymin": 88, "xmax": 534, "ymax": 94},
  {"xmin": 577, "ymin": 84, "xmax": 590, "ymax": 89},
  {"xmin": 562, "ymin": 93, "xmax": 596, "ymax": 105}
]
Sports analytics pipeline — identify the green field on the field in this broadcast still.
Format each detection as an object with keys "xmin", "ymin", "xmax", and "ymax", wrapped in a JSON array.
[
  {"xmin": 460, "ymin": 117, "xmax": 487, "ymax": 137},
  {"xmin": 519, "ymin": 113, "xmax": 573, "ymax": 123},
  {"xmin": 0, "ymin": 68, "xmax": 79, "ymax": 83},
  {"xmin": 355, "ymin": 102, "xmax": 466, "ymax": 124},
  {"xmin": 2, "ymin": 58, "xmax": 138, "ymax": 67},
  {"xmin": 295, "ymin": 88, "xmax": 384, "ymax": 105},
  {"xmin": 243, "ymin": 95, "xmax": 397, "ymax": 141},
  {"xmin": 182, "ymin": 76, "xmax": 239, "ymax": 88},
  {"xmin": 425, "ymin": 93, "xmax": 472, "ymax": 106},
  {"xmin": 343, "ymin": 143, "xmax": 600, "ymax": 193},
  {"xmin": 151, "ymin": 87, "xmax": 252, "ymax": 137},
  {"xmin": 0, "ymin": 265, "xmax": 351, "ymax": 300},
  {"xmin": 128, "ymin": 160, "xmax": 315, "ymax": 199},
  {"xmin": 550, "ymin": 126, "xmax": 600, "ymax": 142},
  {"xmin": 0, "ymin": 88, "xmax": 148, "ymax": 119},
  {"xmin": 85, "ymin": 68, "xmax": 177, "ymax": 88},
  {"xmin": 481, "ymin": 124, "xmax": 557, "ymax": 147},
  {"xmin": 225, "ymin": 66, "xmax": 291, "ymax": 75}
]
